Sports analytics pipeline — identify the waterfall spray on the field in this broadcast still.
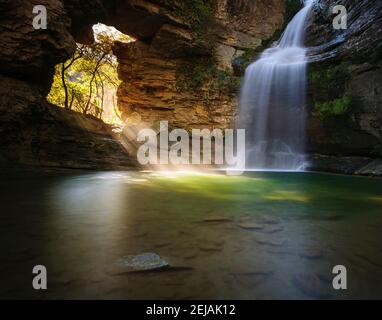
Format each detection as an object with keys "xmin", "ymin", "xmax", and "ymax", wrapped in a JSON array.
[{"xmin": 239, "ymin": 0, "xmax": 314, "ymax": 170}]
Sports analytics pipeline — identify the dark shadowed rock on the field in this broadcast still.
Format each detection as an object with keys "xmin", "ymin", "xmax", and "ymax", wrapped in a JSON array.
[
  {"xmin": 202, "ymin": 215, "xmax": 233, "ymax": 223},
  {"xmin": 307, "ymin": 154, "xmax": 382, "ymax": 177},
  {"xmin": 0, "ymin": 0, "xmax": 287, "ymax": 169},
  {"xmin": 236, "ymin": 222, "xmax": 265, "ymax": 231},
  {"xmin": 299, "ymin": 248, "xmax": 324, "ymax": 260},
  {"xmin": 114, "ymin": 0, "xmax": 287, "ymax": 130},
  {"xmin": 255, "ymin": 238, "xmax": 287, "ymax": 247},
  {"xmin": 306, "ymin": 0, "xmax": 382, "ymax": 167},
  {"xmin": 264, "ymin": 226, "xmax": 284, "ymax": 234},
  {"xmin": 0, "ymin": 75, "xmax": 135, "ymax": 170}
]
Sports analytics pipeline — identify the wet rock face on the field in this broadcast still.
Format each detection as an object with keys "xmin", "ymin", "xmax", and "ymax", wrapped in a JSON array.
[
  {"xmin": 0, "ymin": 0, "xmax": 140, "ymax": 169},
  {"xmin": 306, "ymin": 0, "xmax": 382, "ymax": 159},
  {"xmin": 306, "ymin": 0, "xmax": 382, "ymax": 61},
  {"xmin": 215, "ymin": 0, "xmax": 286, "ymax": 45},
  {"xmin": 0, "ymin": 0, "xmax": 286, "ymax": 168},
  {"xmin": 0, "ymin": 75, "xmax": 135, "ymax": 170},
  {"xmin": 64, "ymin": 0, "xmax": 172, "ymax": 43},
  {"xmin": 1, "ymin": 0, "xmax": 381, "ymax": 170},
  {"xmin": 114, "ymin": 0, "xmax": 286, "ymax": 130},
  {"xmin": 0, "ymin": 0, "xmax": 75, "ymax": 90}
]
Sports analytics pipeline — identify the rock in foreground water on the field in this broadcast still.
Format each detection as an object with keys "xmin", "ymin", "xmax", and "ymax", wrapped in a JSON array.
[{"xmin": 106, "ymin": 253, "xmax": 170, "ymax": 275}]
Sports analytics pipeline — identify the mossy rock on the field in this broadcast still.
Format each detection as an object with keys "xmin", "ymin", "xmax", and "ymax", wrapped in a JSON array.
[{"xmin": 314, "ymin": 96, "xmax": 352, "ymax": 121}]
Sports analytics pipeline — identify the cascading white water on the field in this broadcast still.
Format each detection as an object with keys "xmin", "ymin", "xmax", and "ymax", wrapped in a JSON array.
[{"xmin": 239, "ymin": 0, "xmax": 314, "ymax": 171}]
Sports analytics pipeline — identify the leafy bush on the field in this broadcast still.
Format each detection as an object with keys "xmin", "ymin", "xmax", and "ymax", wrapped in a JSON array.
[{"xmin": 314, "ymin": 96, "xmax": 352, "ymax": 120}]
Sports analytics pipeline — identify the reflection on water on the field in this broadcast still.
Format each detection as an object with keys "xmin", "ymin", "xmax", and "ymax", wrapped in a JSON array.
[{"xmin": 0, "ymin": 170, "xmax": 382, "ymax": 299}]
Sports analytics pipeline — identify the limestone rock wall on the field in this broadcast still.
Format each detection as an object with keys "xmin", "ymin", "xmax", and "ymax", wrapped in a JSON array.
[
  {"xmin": 0, "ymin": 0, "xmax": 75, "ymax": 90},
  {"xmin": 7, "ymin": 0, "xmax": 380, "ymax": 171},
  {"xmin": 0, "ymin": 0, "xmax": 135, "ymax": 169},
  {"xmin": 0, "ymin": 74, "xmax": 135, "ymax": 170},
  {"xmin": 0, "ymin": 0, "xmax": 287, "ymax": 168},
  {"xmin": 306, "ymin": 0, "xmax": 382, "ymax": 158},
  {"xmin": 114, "ymin": 0, "xmax": 286, "ymax": 130}
]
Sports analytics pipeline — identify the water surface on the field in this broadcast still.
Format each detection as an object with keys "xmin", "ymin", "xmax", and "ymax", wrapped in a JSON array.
[{"xmin": 1, "ymin": 170, "xmax": 382, "ymax": 299}]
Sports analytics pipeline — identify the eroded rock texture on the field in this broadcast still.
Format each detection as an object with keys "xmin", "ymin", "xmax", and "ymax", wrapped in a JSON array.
[
  {"xmin": 114, "ymin": 0, "xmax": 286, "ymax": 130},
  {"xmin": 0, "ymin": 0, "xmax": 139, "ymax": 169},
  {"xmin": 0, "ymin": 74, "xmax": 133, "ymax": 169},
  {"xmin": 0, "ymin": 0, "xmax": 286, "ymax": 169},
  {"xmin": 306, "ymin": 0, "xmax": 382, "ymax": 160},
  {"xmin": 1, "ymin": 0, "xmax": 380, "ymax": 173}
]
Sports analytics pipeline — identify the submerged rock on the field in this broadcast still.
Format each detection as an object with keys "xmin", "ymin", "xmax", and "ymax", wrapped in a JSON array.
[
  {"xmin": 322, "ymin": 214, "xmax": 344, "ymax": 221},
  {"xmin": 202, "ymin": 216, "xmax": 233, "ymax": 223},
  {"xmin": 199, "ymin": 241, "xmax": 224, "ymax": 253},
  {"xmin": 106, "ymin": 253, "xmax": 169, "ymax": 275},
  {"xmin": 229, "ymin": 266, "xmax": 273, "ymax": 277},
  {"xmin": 306, "ymin": 0, "xmax": 382, "ymax": 169},
  {"xmin": 299, "ymin": 249, "xmax": 323, "ymax": 260},
  {"xmin": 292, "ymin": 273, "xmax": 330, "ymax": 299},
  {"xmin": 236, "ymin": 223, "xmax": 265, "ymax": 231},
  {"xmin": 264, "ymin": 226, "xmax": 284, "ymax": 234},
  {"xmin": 256, "ymin": 238, "xmax": 287, "ymax": 247}
]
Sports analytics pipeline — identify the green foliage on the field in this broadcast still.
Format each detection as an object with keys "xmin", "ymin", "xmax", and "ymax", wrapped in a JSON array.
[
  {"xmin": 48, "ymin": 25, "xmax": 131, "ymax": 124},
  {"xmin": 309, "ymin": 65, "xmax": 347, "ymax": 95},
  {"xmin": 176, "ymin": 56, "xmax": 238, "ymax": 103},
  {"xmin": 166, "ymin": 0, "xmax": 218, "ymax": 50},
  {"xmin": 171, "ymin": 0, "xmax": 241, "ymax": 101},
  {"xmin": 176, "ymin": 57, "xmax": 216, "ymax": 92},
  {"xmin": 170, "ymin": 0, "xmax": 215, "ymax": 31},
  {"xmin": 314, "ymin": 96, "xmax": 352, "ymax": 120},
  {"xmin": 309, "ymin": 63, "xmax": 352, "ymax": 121}
]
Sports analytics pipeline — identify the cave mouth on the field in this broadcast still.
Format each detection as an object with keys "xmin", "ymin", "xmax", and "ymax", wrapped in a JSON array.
[{"xmin": 47, "ymin": 23, "xmax": 135, "ymax": 125}]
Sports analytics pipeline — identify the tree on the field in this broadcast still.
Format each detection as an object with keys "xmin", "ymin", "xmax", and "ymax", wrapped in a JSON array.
[{"xmin": 48, "ymin": 24, "xmax": 132, "ymax": 124}]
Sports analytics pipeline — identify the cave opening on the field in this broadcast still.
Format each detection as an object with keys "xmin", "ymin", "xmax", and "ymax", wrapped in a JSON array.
[{"xmin": 47, "ymin": 23, "xmax": 135, "ymax": 126}]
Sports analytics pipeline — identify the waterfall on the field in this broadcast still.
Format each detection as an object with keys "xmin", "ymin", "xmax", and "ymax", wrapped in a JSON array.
[{"xmin": 239, "ymin": 0, "xmax": 314, "ymax": 171}]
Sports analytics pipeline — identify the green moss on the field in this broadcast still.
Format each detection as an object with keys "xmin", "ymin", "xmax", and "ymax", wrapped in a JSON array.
[
  {"xmin": 171, "ymin": 0, "xmax": 230, "ymax": 101},
  {"xmin": 166, "ymin": 0, "xmax": 217, "ymax": 49},
  {"xmin": 177, "ymin": 0, "xmax": 215, "ymax": 28},
  {"xmin": 161, "ymin": 0, "xmax": 220, "ymax": 55},
  {"xmin": 309, "ymin": 63, "xmax": 352, "ymax": 122},
  {"xmin": 314, "ymin": 96, "xmax": 352, "ymax": 121},
  {"xmin": 176, "ymin": 56, "xmax": 238, "ymax": 103},
  {"xmin": 176, "ymin": 57, "xmax": 217, "ymax": 92},
  {"xmin": 309, "ymin": 64, "xmax": 348, "ymax": 94}
]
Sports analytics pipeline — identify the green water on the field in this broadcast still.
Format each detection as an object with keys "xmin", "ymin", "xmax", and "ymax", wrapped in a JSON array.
[{"xmin": 1, "ymin": 170, "xmax": 382, "ymax": 299}]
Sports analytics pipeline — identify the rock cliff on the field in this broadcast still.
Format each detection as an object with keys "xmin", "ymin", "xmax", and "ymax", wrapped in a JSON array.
[
  {"xmin": 1, "ymin": 0, "xmax": 381, "ymax": 174},
  {"xmin": 114, "ymin": 0, "xmax": 286, "ymax": 130},
  {"xmin": 305, "ymin": 0, "xmax": 382, "ymax": 174},
  {"xmin": 0, "ymin": 0, "xmax": 136, "ymax": 169},
  {"xmin": 0, "ymin": 0, "xmax": 286, "ymax": 169}
]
